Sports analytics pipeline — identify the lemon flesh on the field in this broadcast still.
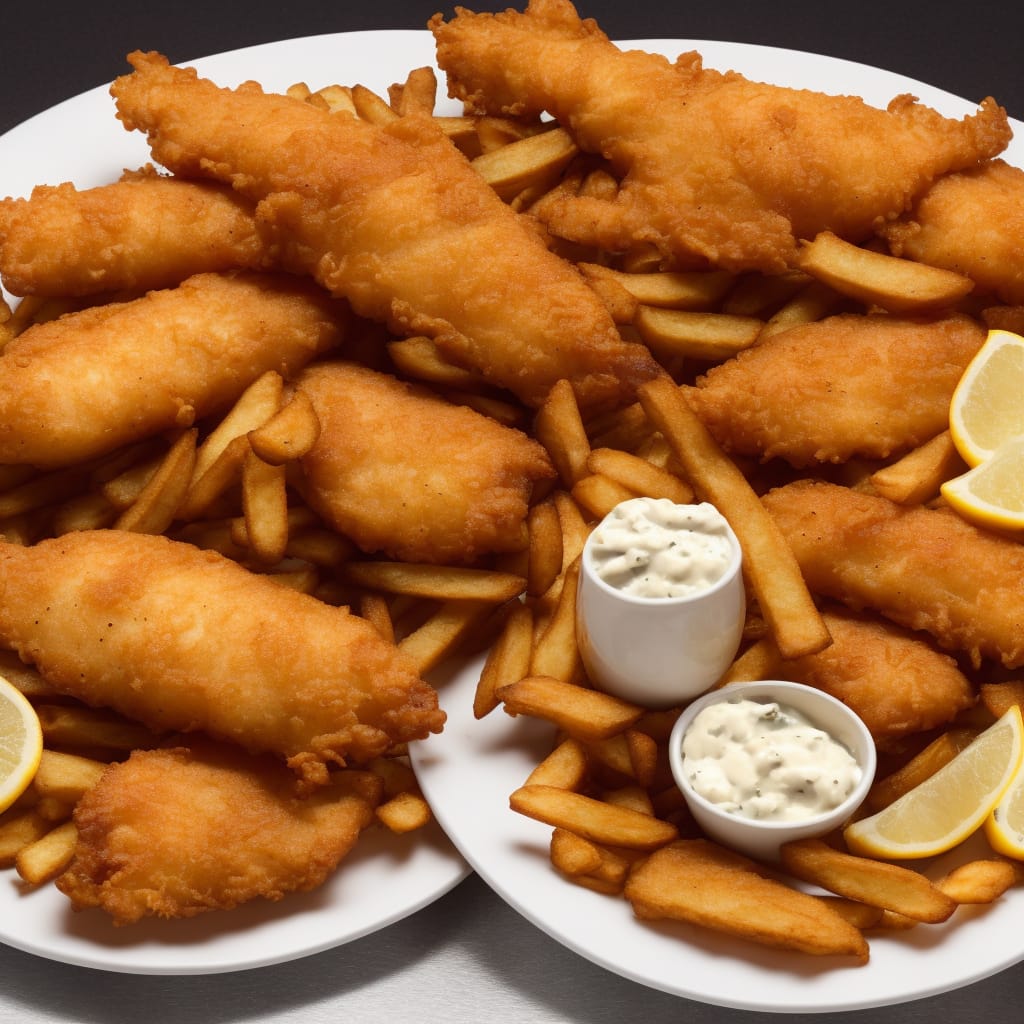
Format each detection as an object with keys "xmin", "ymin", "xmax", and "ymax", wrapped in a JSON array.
[
  {"xmin": 0, "ymin": 675, "xmax": 44, "ymax": 813},
  {"xmin": 949, "ymin": 329, "xmax": 1024, "ymax": 467},
  {"xmin": 941, "ymin": 435, "xmax": 1024, "ymax": 532},
  {"xmin": 985, "ymin": 758, "xmax": 1024, "ymax": 859},
  {"xmin": 845, "ymin": 706, "xmax": 1024, "ymax": 859}
]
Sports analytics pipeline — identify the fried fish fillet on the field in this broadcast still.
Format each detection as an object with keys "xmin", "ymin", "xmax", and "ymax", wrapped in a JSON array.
[
  {"xmin": 0, "ymin": 270, "xmax": 344, "ymax": 467},
  {"xmin": 776, "ymin": 608, "xmax": 976, "ymax": 746},
  {"xmin": 763, "ymin": 479, "xmax": 1024, "ymax": 668},
  {"xmin": 56, "ymin": 739, "xmax": 382, "ymax": 924},
  {"xmin": 295, "ymin": 361, "xmax": 554, "ymax": 564},
  {"xmin": 689, "ymin": 313, "xmax": 985, "ymax": 466},
  {"xmin": 0, "ymin": 531, "xmax": 445, "ymax": 784},
  {"xmin": 880, "ymin": 159, "xmax": 1024, "ymax": 305},
  {"xmin": 0, "ymin": 167, "xmax": 273, "ymax": 298},
  {"xmin": 110, "ymin": 51, "xmax": 663, "ymax": 413},
  {"xmin": 432, "ymin": 0, "xmax": 1010, "ymax": 274}
]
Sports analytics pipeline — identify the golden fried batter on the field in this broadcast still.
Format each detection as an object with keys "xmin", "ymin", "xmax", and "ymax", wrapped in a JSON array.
[
  {"xmin": 295, "ymin": 361, "xmax": 554, "ymax": 564},
  {"xmin": 689, "ymin": 313, "xmax": 985, "ymax": 467},
  {"xmin": 57, "ymin": 740, "xmax": 382, "ymax": 924},
  {"xmin": 110, "ymin": 50, "xmax": 663, "ymax": 413},
  {"xmin": 432, "ymin": 0, "xmax": 1010, "ymax": 273},
  {"xmin": 0, "ymin": 531, "xmax": 445, "ymax": 784},
  {"xmin": 0, "ymin": 270, "xmax": 344, "ymax": 467}
]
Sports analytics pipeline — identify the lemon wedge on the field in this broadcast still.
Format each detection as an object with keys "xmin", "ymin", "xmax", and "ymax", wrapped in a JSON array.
[
  {"xmin": 985, "ymin": 746, "xmax": 1024, "ymax": 859},
  {"xmin": 845, "ymin": 706, "xmax": 1024, "ymax": 859},
  {"xmin": 949, "ymin": 328, "xmax": 1024, "ymax": 467},
  {"xmin": 0, "ymin": 674, "xmax": 43, "ymax": 813},
  {"xmin": 940, "ymin": 435, "xmax": 1024, "ymax": 532}
]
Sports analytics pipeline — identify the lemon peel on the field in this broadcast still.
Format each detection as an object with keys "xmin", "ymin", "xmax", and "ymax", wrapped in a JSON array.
[
  {"xmin": 844, "ymin": 706, "xmax": 1024, "ymax": 859},
  {"xmin": 984, "ymin": 748, "xmax": 1024, "ymax": 860},
  {"xmin": 949, "ymin": 328, "xmax": 1024, "ymax": 468},
  {"xmin": 0, "ymin": 674, "xmax": 44, "ymax": 813},
  {"xmin": 940, "ymin": 435, "xmax": 1024, "ymax": 532}
]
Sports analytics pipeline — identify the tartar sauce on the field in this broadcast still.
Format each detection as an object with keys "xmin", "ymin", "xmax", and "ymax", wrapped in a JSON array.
[
  {"xmin": 586, "ymin": 498, "xmax": 734, "ymax": 598},
  {"xmin": 681, "ymin": 698, "xmax": 862, "ymax": 822}
]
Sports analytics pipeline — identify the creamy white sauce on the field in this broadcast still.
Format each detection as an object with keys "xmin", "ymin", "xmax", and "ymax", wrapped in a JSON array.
[
  {"xmin": 681, "ymin": 698, "xmax": 862, "ymax": 822},
  {"xmin": 587, "ymin": 498, "xmax": 734, "ymax": 598}
]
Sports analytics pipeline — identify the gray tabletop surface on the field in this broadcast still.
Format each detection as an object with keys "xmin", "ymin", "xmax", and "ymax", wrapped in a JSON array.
[{"xmin": 1, "ymin": 2, "xmax": 1022, "ymax": 1021}]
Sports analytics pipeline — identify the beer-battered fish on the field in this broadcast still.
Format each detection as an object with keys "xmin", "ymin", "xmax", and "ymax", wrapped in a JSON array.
[
  {"xmin": 295, "ymin": 361, "xmax": 554, "ymax": 564},
  {"xmin": 775, "ymin": 608, "xmax": 976, "ymax": 746},
  {"xmin": 0, "ymin": 531, "xmax": 445, "ymax": 785},
  {"xmin": 57, "ymin": 739, "xmax": 382, "ymax": 924},
  {"xmin": 110, "ymin": 51, "xmax": 663, "ymax": 413},
  {"xmin": 689, "ymin": 313, "xmax": 985, "ymax": 467},
  {"xmin": 880, "ymin": 159, "xmax": 1024, "ymax": 306},
  {"xmin": 432, "ymin": 0, "xmax": 1010, "ymax": 274},
  {"xmin": 763, "ymin": 479, "xmax": 1024, "ymax": 668},
  {"xmin": 0, "ymin": 270, "xmax": 344, "ymax": 467},
  {"xmin": 0, "ymin": 168, "xmax": 273, "ymax": 298}
]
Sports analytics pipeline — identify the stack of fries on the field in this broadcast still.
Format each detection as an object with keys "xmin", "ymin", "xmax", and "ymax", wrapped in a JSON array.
[{"xmin": 1, "ymin": 66, "xmax": 1023, "ymax": 960}]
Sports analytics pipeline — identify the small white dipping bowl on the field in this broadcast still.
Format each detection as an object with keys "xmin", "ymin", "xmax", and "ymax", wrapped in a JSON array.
[
  {"xmin": 575, "ymin": 501, "xmax": 745, "ymax": 708},
  {"xmin": 668, "ymin": 680, "xmax": 877, "ymax": 863}
]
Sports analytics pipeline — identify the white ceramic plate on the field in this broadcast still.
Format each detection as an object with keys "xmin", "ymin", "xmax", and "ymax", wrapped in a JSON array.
[
  {"xmin": 1, "ymin": 25, "xmax": 1021, "ymax": 1000},
  {"xmin": 0, "ymin": 30, "xmax": 484, "ymax": 974}
]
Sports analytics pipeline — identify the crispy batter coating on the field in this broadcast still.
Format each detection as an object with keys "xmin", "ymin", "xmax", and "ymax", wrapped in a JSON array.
[
  {"xmin": 0, "ymin": 167, "xmax": 273, "ymax": 297},
  {"xmin": 0, "ymin": 270, "xmax": 344, "ymax": 467},
  {"xmin": 432, "ymin": 0, "xmax": 1010, "ymax": 273},
  {"xmin": 689, "ymin": 313, "xmax": 985, "ymax": 466},
  {"xmin": 779, "ymin": 608, "xmax": 976, "ymax": 746},
  {"xmin": 0, "ymin": 531, "xmax": 445, "ymax": 784},
  {"xmin": 880, "ymin": 159, "xmax": 1024, "ymax": 305},
  {"xmin": 110, "ymin": 50, "xmax": 663, "ymax": 413},
  {"xmin": 763, "ymin": 479, "xmax": 1024, "ymax": 668},
  {"xmin": 295, "ymin": 361, "xmax": 554, "ymax": 564},
  {"xmin": 57, "ymin": 740, "xmax": 382, "ymax": 924}
]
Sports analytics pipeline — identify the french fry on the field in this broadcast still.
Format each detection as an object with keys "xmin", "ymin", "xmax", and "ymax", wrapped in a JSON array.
[
  {"xmin": 716, "ymin": 637, "xmax": 784, "ymax": 688},
  {"xmin": 510, "ymin": 784, "xmax": 678, "ymax": 849},
  {"xmin": 550, "ymin": 826, "xmax": 603, "ymax": 875},
  {"xmin": 719, "ymin": 269, "xmax": 810, "ymax": 317},
  {"xmin": 0, "ymin": 811, "xmax": 51, "ymax": 867},
  {"xmin": 341, "ymin": 561, "xmax": 526, "ymax": 603},
  {"xmin": 189, "ymin": 370, "xmax": 283, "ymax": 486},
  {"xmin": 359, "ymin": 592, "xmax": 396, "ymax": 643},
  {"xmin": 388, "ymin": 65, "xmax": 437, "ymax": 117},
  {"xmin": 757, "ymin": 278, "xmax": 845, "ymax": 340},
  {"xmin": 865, "ymin": 728, "xmax": 979, "ymax": 811},
  {"xmin": 534, "ymin": 378, "xmax": 591, "ymax": 488},
  {"xmin": 398, "ymin": 599, "xmax": 493, "ymax": 674},
  {"xmin": 375, "ymin": 791, "xmax": 433, "ymax": 834},
  {"xmin": 15, "ymin": 821, "xmax": 78, "ymax": 886},
  {"xmin": 578, "ymin": 265, "xmax": 734, "ymax": 310},
  {"xmin": 241, "ymin": 447, "xmax": 289, "ymax": 564},
  {"xmin": 247, "ymin": 389, "xmax": 321, "ymax": 465},
  {"xmin": 570, "ymin": 473, "xmax": 637, "ymax": 520},
  {"xmin": 471, "ymin": 126, "xmax": 579, "ymax": 200},
  {"xmin": 624, "ymin": 840, "xmax": 870, "ymax": 962},
  {"xmin": 525, "ymin": 737, "xmax": 589, "ymax": 790},
  {"xmin": 31, "ymin": 750, "xmax": 107, "ymax": 804},
  {"xmin": 177, "ymin": 433, "xmax": 250, "ymax": 520},
  {"xmin": 387, "ymin": 336, "xmax": 486, "ymax": 390},
  {"xmin": 585, "ymin": 447, "xmax": 694, "ymax": 505},
  {"xmin": 585, "ymin": 731, "xmax": 658, "ymax": 787},
  {"xmin": 868, "ymin": 431, "xmax": 966, "ymax": 505},
  {"xmin": 980, "ymin": 681, "xmax": 1024, "ymax": 719},
  {"xmin": 284, "ymin": 527, "xmax": 356, "ymax": 568},
  {"xmin": 528, "ymin": 559, "xmax": 582, "ymax": 683},
  {"xmin": 498, "ymin": 675, "xmax": 644, "ymax": 741},
  {"xmin": 634, "ymin": 307, "xmax": 763, "ymax": 362},
  {"xmin": 114, "ymin": 428, "xmax": 197, "ymax": 534},
  {"xmin": 637, "ymin": 377, "xmax": 831, "ymax": 659},
  {"xmin": 798, "ymin": 231, "xmax": 975, "ymax": 313},
  {"xmin": 602, "ymin": 783, "xmax": 655, "ymax": 817},
  {"xmin": 526, "ymin": 499, "xmax": 563, "ymax": 598},
  {"xmin": 351, "ymin": 83, "xmax": 400, "ymax": 125},
  {"xmin": 936, "ymin": 859, "xmax": 1018, "ymax": 904},
  {"xmin": 780, "ymin": 838, "xmax": 958, "ymax": 923},
  {"xmin": 35, "ymin": 705, "xmax": 156, "ymax": 754},
  {"xmin": 51, "ymin": 490, "xmax": 118, "ymax": 534},
  {"xmin": 0, "ymin": 649, "xmax": 59, "ymax": 700},
  {"xmin": 475, "ymin": 601, "xmax": 533, "ymax": 719}
]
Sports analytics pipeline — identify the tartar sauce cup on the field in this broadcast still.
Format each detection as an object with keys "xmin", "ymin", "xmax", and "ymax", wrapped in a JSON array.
[
  {"xmin": 668, "ymin": 680, "xmax": 877, "ymax": 863},
  {"xmin": 575, "ymin": 498, "xmax": 745, "ymax": 708}
]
